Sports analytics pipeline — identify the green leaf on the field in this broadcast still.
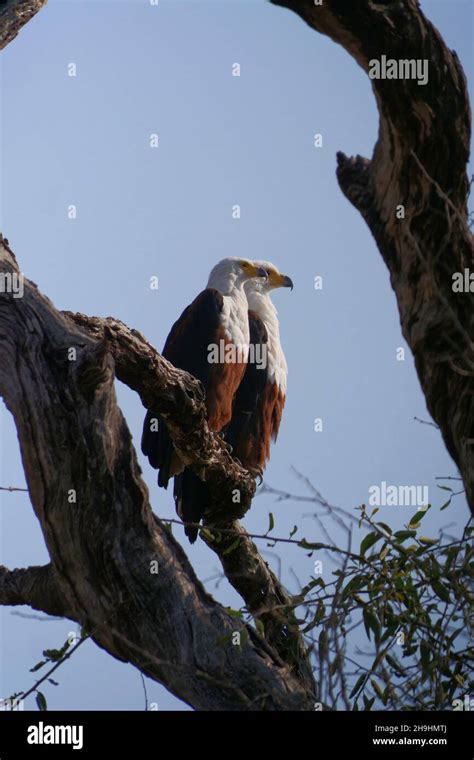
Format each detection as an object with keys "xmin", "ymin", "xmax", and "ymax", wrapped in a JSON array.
[
  {"xmin": 420, "ymin": 640, "xmax": 431, "ymax": 667},
  {"xmin": 341, "ymin": 575, "xmax": 367, "ymax": 600},
  {"xmin": 394, "ymin": 530, "xmax": 417, "ymax": 543},
  {"xmin": 363, "ymin": 695, "xmax": 375, "ymax": 711},
  {"xmin": 437, "ymin": 485, "xmax": 453, "ymax": 492},
  {"xmin": 376, "ymin": 522, "xmax": 392, "ymax": 536},
  {"xmin": 222, "ymin": 538, "xmax": 241, "ymax": 555},
  {"xmin": 318, "ymin": 630, "xmax": 328, "ymax": 662},
  {"xmin": 225, "ymin": 607, "xmax": 243, "ymax": 618},
  {"xmin": 29, "ymin": 660, "xmax": 47, "ymax": 673},
  {"xmin": 408, "ymin": 506, "xmax": 430, "ymax": 526},
  {"xmin": 200, "ymin": 528, "xmax": 215, "ymax": 542},
  {"xmin": 35, "ymin": 691, "xmax": 47, "ymax": 712},
  {"xmin": 418, "ymin": 536, "xmax": 438, "ymax": 546},
  {"xmin": 371, "ymin": 679, "xmax": 384, "ymax": 701},
  {"xmin": 43, "ymin": 648, "xmax": 65, "ymax": 661},
  {"xmin": 298, "ymin": 539, "xmax": 325, "ymax": 551},
  {"xmin": 431, "ymin": 579, "xmax": 450, "ymax": 603},
  {"xmin": 440, "ymin": 499, "xmax": 452, "ymax": 511},
  {"xmin": 314, "ymin": 602, "xmax": 326, "ymax": 624},
  {"xmin": 267, "ymin": 513, "xmax": 274, "ymax": 533},
  {"xmin": 289, "ymin": 525, "xmax": 298, "ymax": 538},
  {"xmin": 386, "ymin": 654, "xmax": 404, "ymax": 675},
  {"xmin": 363, "ymin": 608, "xmax": 381, "ymax": 642},
  {"xmin": 350, "ymin": 673, "xmax": 366, "ymax": 699},
  {"xmin": 360, "ymin": 532, "xmax": 382, "ymax": 556}
]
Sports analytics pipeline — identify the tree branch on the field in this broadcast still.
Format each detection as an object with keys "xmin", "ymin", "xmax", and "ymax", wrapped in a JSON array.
[
  {"xmin": 272, "ymin": 0, "xmax": 474, "ymax": 514},
  {"xmin": 63, "ymin": 311, "xmax": 314, "ymax": 690},
  {"xmin": 0, "ymin": 0, "xmax": 47, "ymax": 50},
  {"xmin": 0, "ymin": 238, "xmax": 315, "ymax": 710},
  {"xmin": 0, "ymin": 563, "xmax": 70, "ymax": 618}
]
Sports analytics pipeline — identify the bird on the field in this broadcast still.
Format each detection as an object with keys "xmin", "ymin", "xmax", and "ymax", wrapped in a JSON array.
[
  {"xmin": 224, "ymin": 261, "xmax": 292, "ymax": 473},
  {"xmin": 141, "ymin": 257, "xmax": 268, "ymax": 542},
  {"xmin": 173, "ymin": 260, "xmax": 292, "ymax": 542}
]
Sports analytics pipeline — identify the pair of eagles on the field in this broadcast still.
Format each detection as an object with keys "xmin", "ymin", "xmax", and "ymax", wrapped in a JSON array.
[{"xmin": 141, "ymin": 257, "xmax": 292, "ymax": 542}]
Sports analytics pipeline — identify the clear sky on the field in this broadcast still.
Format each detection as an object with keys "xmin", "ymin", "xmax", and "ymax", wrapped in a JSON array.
[{"xmin": 0, "ymin": 0, "xmax": 472, "ymax": 711}]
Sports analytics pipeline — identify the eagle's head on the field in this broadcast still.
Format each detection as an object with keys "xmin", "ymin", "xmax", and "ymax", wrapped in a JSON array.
[
  {"xmin": 207, "ymin": 257, "xmax": 268, "ymax": 293},
  {"xmin": 247, "ymin": 260, "xmax": 293, "ymax": 293}
]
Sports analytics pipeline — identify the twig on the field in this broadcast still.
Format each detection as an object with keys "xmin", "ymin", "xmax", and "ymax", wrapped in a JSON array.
[
  {"xmin": 140, "ymin": 673, "xmax": 148, "ymax": 711},
  {"xmin": 19, "ymin": 635, "xmax": 90, "ymax": 703}
]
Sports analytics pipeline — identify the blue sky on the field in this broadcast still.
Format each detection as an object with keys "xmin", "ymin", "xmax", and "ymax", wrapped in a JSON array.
[{"xmin": 0, "ymin": 0, "xmax": 472, "ymax": 711}]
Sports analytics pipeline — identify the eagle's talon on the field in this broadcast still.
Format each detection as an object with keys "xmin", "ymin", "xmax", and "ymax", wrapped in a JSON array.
[{"xmin": 246, "ymin": 465, "xmax": 264, "ymax": 483}]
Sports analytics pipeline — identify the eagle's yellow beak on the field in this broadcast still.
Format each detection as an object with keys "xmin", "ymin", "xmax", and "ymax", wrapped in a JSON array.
[{"xmin": 268, "ymin": 270, "xmax": 294, "ymax": 290}]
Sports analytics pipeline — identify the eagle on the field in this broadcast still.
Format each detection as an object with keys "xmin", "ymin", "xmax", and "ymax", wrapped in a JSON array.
[
  {"xmin": 141, "ymin": 257, "xmax": 268, "ymax": 541},
  {"xmin": 224, "ymin": 260, "xmax": 292, "ymax": 472},
  {"xmin": 171, "ymin": 261, "xmax": 292, "ymax": 542}
]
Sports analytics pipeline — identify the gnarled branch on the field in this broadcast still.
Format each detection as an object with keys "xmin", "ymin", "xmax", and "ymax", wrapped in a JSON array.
[
  {"xmin": 0, "ymin": 238, "xmax": 315, "ymax": 709},
  {"xmin": 64, "ymin": 310, "xmax": 314, "ymax": 688},
  {"xmin": 272, "ymin": 0, "xmax": 474, "ymax": 513},
  {"xmin": 0, "ymin": 0, "xmax": 46, "ymax": 50},
  {"xmin": 0, "ymin": 563, "xmax": 69, "ymax": 618}
]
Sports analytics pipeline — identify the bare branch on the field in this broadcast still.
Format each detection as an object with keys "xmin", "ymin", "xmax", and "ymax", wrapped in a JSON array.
[
  {"xmin": 0, "ymin": 564, "xmax": 70, "ymax": 618},
  {"xmin": 0, "ymin": 0, "xmax": 47, "ymax": 51}
]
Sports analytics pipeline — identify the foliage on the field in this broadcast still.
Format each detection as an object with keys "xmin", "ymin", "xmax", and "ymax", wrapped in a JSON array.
[{"xmin": 268, "ymin": 481, "xmax": 473, "ymax": 711}]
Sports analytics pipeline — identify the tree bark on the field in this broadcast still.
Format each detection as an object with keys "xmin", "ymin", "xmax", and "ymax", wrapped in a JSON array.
[
  {"xmin": 0, "ymin": 0, "xmax": 46, "ymax": 50},
  {"xmin": 272, "ymin": 0, "xmax": 474, "ymax": 514},
  {"xmin": 0, "ymin": 238, "xmax": 315, "ymax": 709}
]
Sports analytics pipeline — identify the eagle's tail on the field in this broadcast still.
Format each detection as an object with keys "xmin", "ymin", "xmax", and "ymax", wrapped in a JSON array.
[
  {"xmin": 173, "ymin": 469, "xmax": 209, "ymax": 543},
  {"xmin": 141, "ymin": 410, "xmax": 174, "ymax": 488}
]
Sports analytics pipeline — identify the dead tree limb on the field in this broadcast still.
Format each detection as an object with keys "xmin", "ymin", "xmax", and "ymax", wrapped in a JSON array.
[
  {"xmin": 0, "ymin": 0, "xmax": 46, "ymax": 50},
  {"xmin": 65, "ymin": 310, "xmax": 315, "ymax": 689},
  {"xmin": 271, "ymin": 0, "xmax": 474, "ymax": 513},
  {"xmin": 0, "ymin": 238, "xmax": 315, "ymax": 709}
]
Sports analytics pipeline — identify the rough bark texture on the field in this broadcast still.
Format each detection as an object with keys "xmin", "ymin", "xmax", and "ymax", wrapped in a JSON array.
[
  {"xmin": 0, "ymin": 238, "xmax": 315, "ymax": 709},
  {"xmin": 272, "ymin": 0, "xmax": 474, "ymax": 514},
  {"xmin": 0, "ymin": 0, "xmax": 46, "ymax": 50}
]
